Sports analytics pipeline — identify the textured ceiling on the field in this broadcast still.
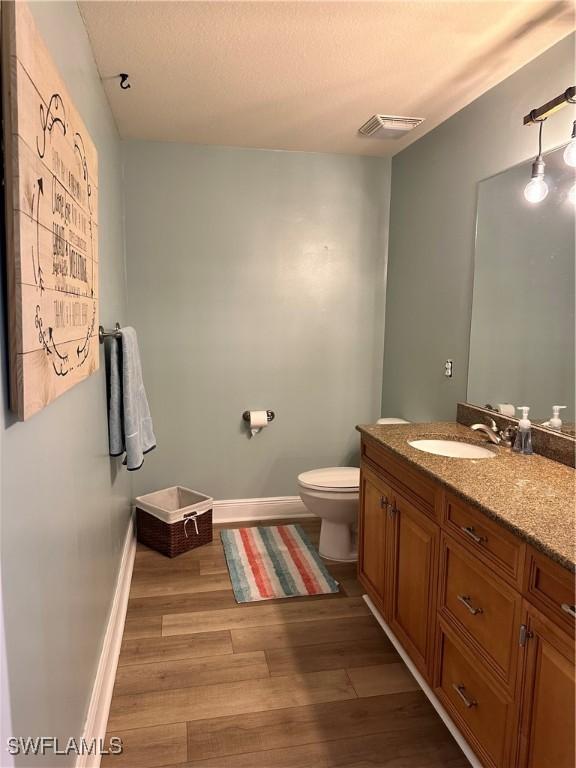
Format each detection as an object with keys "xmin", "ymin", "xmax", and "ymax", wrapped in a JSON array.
[{"xmin": 79, "ymin": 1, "xmax": 575, "ymax": 156}]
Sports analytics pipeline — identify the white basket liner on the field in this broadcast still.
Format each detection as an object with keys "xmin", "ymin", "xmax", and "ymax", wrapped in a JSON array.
[{"xmin": 135, "ymin": 485, "xmax": 213, "ymax": 525}]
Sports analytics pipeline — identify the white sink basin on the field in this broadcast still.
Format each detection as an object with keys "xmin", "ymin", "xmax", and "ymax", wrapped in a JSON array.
[{"xmin": 408, "ymin": 439, "xmax": 497, "ymax": 459}]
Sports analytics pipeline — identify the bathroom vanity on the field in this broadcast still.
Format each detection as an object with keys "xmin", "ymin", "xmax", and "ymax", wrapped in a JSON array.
[{"xmin": 357, "ymin": 422, "xmax": 575, "ymax": 768}]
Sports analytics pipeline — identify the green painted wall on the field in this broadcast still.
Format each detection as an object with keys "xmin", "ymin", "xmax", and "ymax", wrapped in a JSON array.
[
  {"xmin": 0, "ymin": 3, "xmax": 131, "ymax": 761},
  {"xmin": 382, "ymin": 34, "xmax": 575, "ymax": 422},
  {"xmin": 123, "ymin": 143, "xmax": 391, "ymax": 499}
]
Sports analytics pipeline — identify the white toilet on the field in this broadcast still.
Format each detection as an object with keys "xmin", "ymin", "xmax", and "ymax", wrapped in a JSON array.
[
  {"xmin": 297, "ymin": 418, "xmax": 409, "ymax": 562},
  {"xmin": 298, "ymin": 467, "xmax": 360, "ymax": 562}
]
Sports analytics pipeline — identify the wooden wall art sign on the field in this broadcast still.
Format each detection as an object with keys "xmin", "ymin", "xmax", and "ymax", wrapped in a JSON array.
[{"xmin": 2, "ymin": 0, "xmax": 99, "ymax": 420}]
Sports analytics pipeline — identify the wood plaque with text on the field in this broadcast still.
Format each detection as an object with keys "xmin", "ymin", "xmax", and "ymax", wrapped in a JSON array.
[{"xmin": 2, "ymin": 0, "xmax": 99, "ymax": 420}]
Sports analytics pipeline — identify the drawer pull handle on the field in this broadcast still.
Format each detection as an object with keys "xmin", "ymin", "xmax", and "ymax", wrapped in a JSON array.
[
  {"xmin": 457, "ymin": 594, "xmax": 483, "ymax": 616},
  {"xmin": 461, "ymin": 525, "xmax": 487, "ymax": 545},
  {"xmin": 561, "ymin": 603, "xmax": 576, "ymax": 618},
  {"xmin": 452, "ymin": 683, "xmax": 477, "ymax": 709}
]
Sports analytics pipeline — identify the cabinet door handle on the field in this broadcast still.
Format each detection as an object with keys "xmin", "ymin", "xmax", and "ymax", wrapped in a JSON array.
[
  {"xmin": 561, "ymin": 603, "xmax": 576, "ymax": 619},
  {"xmin": 519, "ymin": 624, "xmax": 533, "ymax": 646},
  {"xmin": 460, "ymin": 525, "xmax": 487, "ymax": 545},
  {"xmin": 457, "ymin": 594, "xmax": 483, "ymax": 616},
  {"xmin": 452, "ymin": 683, "xmax": 477, "ymax": 708},
  {"xmin": 380, "ymin": 496, "xmax": 389, "ymax": 511}
]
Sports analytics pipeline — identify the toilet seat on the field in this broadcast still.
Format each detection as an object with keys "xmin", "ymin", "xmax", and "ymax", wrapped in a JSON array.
[{"xmin": 298, "ymin": 467, "xmax": 359, "ymax": 493}]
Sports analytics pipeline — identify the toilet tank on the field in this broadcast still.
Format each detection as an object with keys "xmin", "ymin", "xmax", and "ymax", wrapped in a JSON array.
[{"xmin": 377, "ymin": 417, "xmax": 410, "ymax": 424}]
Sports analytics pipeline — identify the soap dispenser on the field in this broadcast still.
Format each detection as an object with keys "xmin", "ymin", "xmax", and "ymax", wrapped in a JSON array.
[
  {"xmin": 513, "ymin": 406, "xmax": 533, "ymax": 455},
  {"xmin": 543, "ymin": 405, "xmax": 567, "ymax": 431}
]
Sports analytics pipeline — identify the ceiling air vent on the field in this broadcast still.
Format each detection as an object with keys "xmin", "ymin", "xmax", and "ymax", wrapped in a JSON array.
[{"xmin": 358, "ymin": 114, "xmax": 424, "ymax": 139}]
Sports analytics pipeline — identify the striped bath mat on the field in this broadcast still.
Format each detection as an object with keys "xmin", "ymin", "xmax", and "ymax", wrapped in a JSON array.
[{"xmin": 220, "ymin": 524, "xmax": 340, "ymax": 603}]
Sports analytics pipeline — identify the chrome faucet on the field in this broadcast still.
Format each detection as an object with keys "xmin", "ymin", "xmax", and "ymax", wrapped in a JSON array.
[
  {"xmin": 470, "ymin": 418, "xmax": 517, "ymax": 447},
  {"xmin": 471, "ymin": 419, "xmax": 501, "ymax": 444}
]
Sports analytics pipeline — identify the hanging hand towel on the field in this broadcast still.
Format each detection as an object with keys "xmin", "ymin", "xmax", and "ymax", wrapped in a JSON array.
[{"xmin": 106, "ymin": 326, "xmax": 156, "ymax": 470}]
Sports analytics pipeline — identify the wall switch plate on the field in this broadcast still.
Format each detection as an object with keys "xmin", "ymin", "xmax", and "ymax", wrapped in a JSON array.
[{"xmin": 444, "ymin": 360, "xmax": 453, "ymax": 378}]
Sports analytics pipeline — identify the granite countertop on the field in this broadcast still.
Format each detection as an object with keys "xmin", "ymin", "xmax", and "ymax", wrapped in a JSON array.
[{"xmin": 357, "ymin": 422, "xmax": 576, "ymax": 572}]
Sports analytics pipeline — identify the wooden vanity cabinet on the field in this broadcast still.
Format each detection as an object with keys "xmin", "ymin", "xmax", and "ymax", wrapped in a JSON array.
[{"xmin": 358, "ymin": 434, "xmax": 575, "ymax": 768}]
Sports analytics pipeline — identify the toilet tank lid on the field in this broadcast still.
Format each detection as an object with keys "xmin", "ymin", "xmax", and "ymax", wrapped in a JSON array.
[
  {"xmin": 377, "ymin": 417, "xmax": 410, "ymax": 424},
  {"xmin": 298, "ymin": 467, "xmax": 360, "ymax": 490}
]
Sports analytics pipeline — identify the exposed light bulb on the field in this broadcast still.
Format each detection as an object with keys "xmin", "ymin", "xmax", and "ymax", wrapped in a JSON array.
[
  {"xmin": 564, "ymin": 142, "xmax": 576, "ymax": 167},
  {"xmin": 569, "ymin": 183, "xmax": 576, "ymax": 205},
  {"xmin": 524, "ymin": 154, "xmax": 549, "ymax": 203},
  {"xmin": 564, "ymin": 121, "xmax": 576, "ymax": 167},
  {"xmin": 524, "ymin": 177, "xmax": 549, "ymax": 203}
]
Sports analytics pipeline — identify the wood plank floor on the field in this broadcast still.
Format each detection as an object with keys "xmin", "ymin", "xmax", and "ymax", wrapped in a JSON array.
[{"xmin": 103, "ymin": 519, "xmax": 468, "ymax": 767}]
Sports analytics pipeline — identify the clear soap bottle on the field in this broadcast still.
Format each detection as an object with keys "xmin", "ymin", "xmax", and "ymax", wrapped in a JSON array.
[{"xmin": 512, "ymin": 406, "xmax": 533, "ymax": 455}]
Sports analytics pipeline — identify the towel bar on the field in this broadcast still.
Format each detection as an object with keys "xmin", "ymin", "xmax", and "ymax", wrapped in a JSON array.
[{"xmin": 99, "ymin": 323, "xmax": 122, "ymax": 343}]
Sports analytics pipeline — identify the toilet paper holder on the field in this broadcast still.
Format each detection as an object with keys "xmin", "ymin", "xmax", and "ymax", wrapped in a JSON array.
[{"xmin": 242, "ymin": 410, "xmax": 275, "ymax": 423}]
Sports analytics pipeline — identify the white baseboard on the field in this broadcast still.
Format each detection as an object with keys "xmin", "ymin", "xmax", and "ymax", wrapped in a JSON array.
[
  {"xmin": 363, "ymin": 595, "xmax": 478, "ymax": 768},
  {"xmin": 0, "ymin": 572, "xmax": 14, "ymax": 768},
  {"xmin": 76, "ymin": 517, "xmax": 136, "ymax": 768},
  {"xmin": 213, "ymin": 496, "xmax": 313, "ymax": 524}
]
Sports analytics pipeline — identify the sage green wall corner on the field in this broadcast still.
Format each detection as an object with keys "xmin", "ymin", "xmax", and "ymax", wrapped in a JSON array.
[
  {"xmin": 382, "ymin": 34, "xmax": 575, "ymax": 422},
  {"xmin": 123, "ymin": 142, "xmax": 390, "ymax": 500},
  {"xmin": 0, "ymin": 2, "xmax": 131, "ymax": 762}
]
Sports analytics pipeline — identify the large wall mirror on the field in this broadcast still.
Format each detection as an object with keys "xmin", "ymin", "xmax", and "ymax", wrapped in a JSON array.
[{"xmin": 468, "ymin": 144, "xmax": 575, "ymax": 435}]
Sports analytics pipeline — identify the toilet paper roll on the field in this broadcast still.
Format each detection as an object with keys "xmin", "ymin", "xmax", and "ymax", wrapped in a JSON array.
[
  {"xmin": 249, "ymin": 410, "xmax": 269, "ymax": 437},
  {"xmin": 497, "ymin": 403, "xmax": 515, "ymax": 417}
]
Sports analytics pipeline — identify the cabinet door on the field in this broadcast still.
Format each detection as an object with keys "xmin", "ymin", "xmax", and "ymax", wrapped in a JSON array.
[
  {"xmin": 389, "ymin": 490, "xmax": 439, "ymax": 680},
  {"xmin": 516, "ymin": 603, "xmax": 575, "ymax": 768},
  {"xmin": 358, "ymin": 468, "xmax": 392, "ymax": 614}
]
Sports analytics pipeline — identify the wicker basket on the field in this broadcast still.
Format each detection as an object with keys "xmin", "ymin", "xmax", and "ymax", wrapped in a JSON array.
[{"xmin": 135, "ymin": 486, "xmax": 213, "ymax": 558}]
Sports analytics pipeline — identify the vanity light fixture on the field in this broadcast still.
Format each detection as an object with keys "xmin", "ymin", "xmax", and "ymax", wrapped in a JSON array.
[
  {"xmin": 523, "ymin": 86, "xmax": 575, "ymax": 202},
  {"xmin": 524, "ymin": 120, "xmax": 549, "ymax": 204},
  {"xmin": 564, "ymin": 121, "xmax": 576, "ymax": 167},
  {"xmin": 523, "ymin": 86, "xmax": 575, "ymax": 125}
]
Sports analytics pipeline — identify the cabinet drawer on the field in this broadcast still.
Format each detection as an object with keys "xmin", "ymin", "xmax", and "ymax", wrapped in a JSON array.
[
  {"xmin": 524, "ymin": 547, "xmax": 576, "ymax": 632},
  {"xmin": 439, "ymin": 534, "xmax": 521, "ymax": 688},
  {"xmin": 361, "ymin": 437, "xmax": 439, "ymax": 518},
  {"xmin": 436, "ymin": 624, "xmax": 512, "ymax": 768},
  {"xmin": 444, "ymin": 493, "xmax": 524, "ymax": 587}
]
